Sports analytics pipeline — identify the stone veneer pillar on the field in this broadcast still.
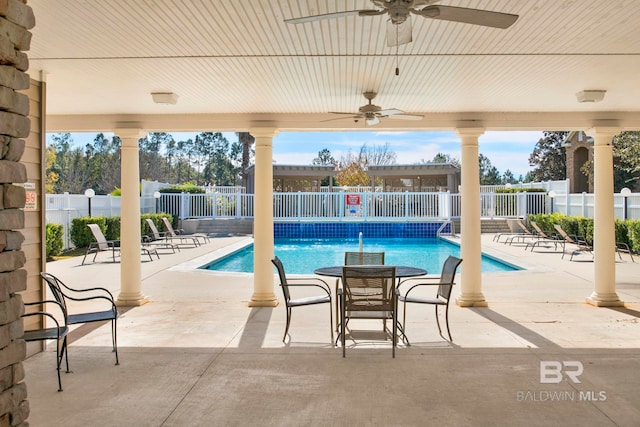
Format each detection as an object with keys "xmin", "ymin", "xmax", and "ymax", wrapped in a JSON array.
[
  {"xmin": 0, "ymin": 0, "xmax": 35, "ymax": 425},
  {"xmin": 248, "ymin": 127, "xmax": 279, "ymax": 307}
]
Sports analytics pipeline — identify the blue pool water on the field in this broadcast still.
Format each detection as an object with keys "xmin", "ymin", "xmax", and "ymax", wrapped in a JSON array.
[{"xmin": 202, "ymin": 238, "xmax": 520, "ymax": 274}]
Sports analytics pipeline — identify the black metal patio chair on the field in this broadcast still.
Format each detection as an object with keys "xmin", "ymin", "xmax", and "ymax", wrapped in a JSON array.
[
  {"xmin": 22, "ymin": 300, "xmax": 70, "ymax": 391},
  {"xmin": 40, "ymin": 272, "xmax": 120, "ymax": 365}
]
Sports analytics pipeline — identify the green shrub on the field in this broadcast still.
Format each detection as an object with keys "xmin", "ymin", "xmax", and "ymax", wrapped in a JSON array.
[
  {"xmin": 45, "ymin": 223, "xmax": 64, "ymax": 259},
  {"xmin": 105, "ymin": 216, "xmax": 121, "ymax": 241},
  {"xmin": 70, "ymin": 217, "xmax": 107, "ymax": 248},
  {"xmin": 141, "ymin": 213, "xmax": 174, "ymax": 237},
  {"xmin": 627, "ymin": 220, "xmax": 640, "ymax": 253},
  {"xmin": 615, "ymin": 219, "xmax": 631, "ymax": 248}
]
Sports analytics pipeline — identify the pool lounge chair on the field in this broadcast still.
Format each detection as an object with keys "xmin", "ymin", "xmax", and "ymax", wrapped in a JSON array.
[
  {"xmin": 161, "ymin": 217, "xmax": 209, "ymax": 245},
  {"xmin": 83, "ymin": 223, "xmax": 160, "ymax": 265},
  {"xmin": 525, "ymin": 221, "xmax": 562, "ymax": 252},
  {"xmin": 144, "ymin": 219, "xmax": 185, "ymax": 251},
  {"xmin": 493, "ymin": 219, "xmax": 535, "ymax": 243},
  {"xmin": 553, "ymin": 224, "xmax": 592, "ymax": 260}
]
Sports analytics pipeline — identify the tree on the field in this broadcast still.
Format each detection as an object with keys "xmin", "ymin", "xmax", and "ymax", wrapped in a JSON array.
[
  {"xmin": 236, "ymin": 132, "xmax": 255, "ymax": 187},
  {"xmin": 478, "ymin": 154, "xmax": 502, "ymax": 185},
  {"xmin": 580, "ymin": 131, "xmax": 640, "ymax": 192},
  {"xmin": 528, "ymin": 131, "xmax": 569, "ymax": 181},
  {"xmin": 502, "ymin": 169, "xmax": 518, "ymax": 184},
  {"xmin": 45, "ymin": 146, "xmax": 58, "ymax": 193},
  {"xmin": 312, "ymin": 148, "xmax": 336, "ymax": 166},
  {"xmin": 335, "ymin": 143, "xmax": 397, "ymax": 187},
  {"xmin": 430, "ymin": 152, "xmax": 461, "ymax": 168}
]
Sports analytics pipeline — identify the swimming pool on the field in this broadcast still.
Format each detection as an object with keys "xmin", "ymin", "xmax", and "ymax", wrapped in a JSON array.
[{"xmin": 202, "ymin": 238, "xmax": 521, "ymax": 274}]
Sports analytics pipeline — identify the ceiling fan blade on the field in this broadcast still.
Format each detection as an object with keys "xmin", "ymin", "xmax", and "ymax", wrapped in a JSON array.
[
  {"xmin": 378, "ymin": 108, "xmax": 404, "ymax": 117},
  {"xmin": 321, "ymin": 115, "xmax": 362, "ymax": 123},
  {"xmin": 366, "ymin": 116, "xmax": 380, "ymax": 126},
  {"xmin": 285, "ymin": 9, "xmax": 381, "ymax": 24},
  {"xmin": 386, "ymin": 18, "xmax": 412, "ymax": 47},
  {"xmin": 413, "ymin": 6, "xmax": 518, "ymax": 29},
  {"xmin": 387, "ymin": 113, "xmax": 424, "ymax": 121}
]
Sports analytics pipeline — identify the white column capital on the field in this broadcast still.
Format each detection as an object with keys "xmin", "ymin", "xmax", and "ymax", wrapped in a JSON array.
[
  {"xmin": 455, "ymin": 125, "xmax": 485, "ymax": 141},
  {"xmin": 586, "ymin": 121, "xmax": 621, "ymax": 141},
  {"xmin": 114, "ymin": 127, "xmax": 147, "ymax": 145},
  {"xmin": 249, "ymin": 125, "xmax": 279, "ymax": 140}
]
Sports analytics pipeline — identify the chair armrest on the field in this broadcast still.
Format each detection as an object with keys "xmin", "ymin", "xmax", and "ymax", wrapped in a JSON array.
[
  {"xmin": 286, "ymin": 277, "xmax": 331, "ymax": 296},
  {"xmin": 396, "ymin": 276, "xmax": 449, "ymax": 297},
  {"xmin": 56, "ymin": 281, "xmax": 117, "ymax": 303},
  {"xmin": 23, "ymin": 300, "xmax": 68, "ymax": 322}
]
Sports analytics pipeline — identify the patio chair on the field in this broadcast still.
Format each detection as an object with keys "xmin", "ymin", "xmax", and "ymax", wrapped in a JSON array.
[
  {"xmin": 344, "ymin": 251, "xmax": 385, "ymax": 265},
  {"xmin": 396, "ymin": 255, "xmax": 462, "ymax": 343},
  {"xmin": 83, "ymin": 223, "xmax": 160, "ymax": 265},
  {"xmin": 161, "ymin": 217, "xmax": 209, "ymax": 245},
  {"xmin": 525, "ymin": 221, "xmax": 562, "ymax": 252},
  {"xmin": 40, "ymin": 272, "xmax": 120, "ymax": 365},
  {"xmin": 339, "ymin": 265, "xmax": 398, "ymax": 357},
  {"xmin": 271, "ymin": 257, "xmax": 333, "ymax": 344},
  {"xmin": 143, "ymin": 219, "xmax": 182, "ymax": 252},
  {"xmin": 22, "ymin": 300, "xmax": 70, "ymax": 391}
]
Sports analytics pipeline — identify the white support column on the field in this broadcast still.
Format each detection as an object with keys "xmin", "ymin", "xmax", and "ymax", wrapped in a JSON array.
[
  {"xmin": 456, "ymin": 126, "xmax": 488, "ymax": 307},
  {"xmin": 249, "ymin": 126, "xmax": 279, "ymax": 307},
  {"xmin": 115, "ymin": 127, "xmax": 149, "ymax": 306},
  {"xmin": 587, "ymin": 126, "xmax": 623, "ymax": 307}
]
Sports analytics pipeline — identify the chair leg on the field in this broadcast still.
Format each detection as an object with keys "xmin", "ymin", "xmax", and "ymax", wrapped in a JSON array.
[
  {"xmin": 283, "ymin": 307, "xmax": 292, "ymax": 343},
  {"xmin": 341, "ymin": 295, "xmax": 346, "ymax": 357},
  {"xmin": 112, "ymin": 319, "xmax": 119, "ymax": 365},
  {"xmin": 328, "ymin": 303, "xmax": 334, "ymax": 345},
  {"xmin": 445, "ymin": 306, "xmax": 452, "ymax": 342},
  {"xmin": 434, "ymin": 305, "xmax": 443, "ymax": 338}
]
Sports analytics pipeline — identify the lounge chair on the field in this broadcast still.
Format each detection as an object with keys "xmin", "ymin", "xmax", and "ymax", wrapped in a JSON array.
[
  {"xmin": 144, "ymin": 219, "xmax": 184, "ymax": 251},
  {"xmin": 396, "ymin": 255, "xmax": 462, "ymax": 343},
  {"xmin": 339, "ymin": 265, "xmax": 398, "ymax": 357},
  {"xmin": 525, "ymin": 221, "xmax": 562, "ymax": 252},
  {"xmin": 493, "ymin": 219, "xmax": 534, "ymax": 243},
  {"xmin": 553, "ymin": 224, "xmax": 635, "ymax": 262},
  {"xmin": 83, "ymin": 223, "xmax": 159, "ymax": 265},
  {"xmin": 271, "ymin": 257, "xmax": 333, "ymax": 344},
  {"xmin": 504, "ymin": 220, "xmax": 538, "ymax": 245},
  {"xmin": 161, "ymin": 217, "xmax": 209, "ymax": 245},
  {"xmin": 553, "ymin": 224, "xmax": 592, "ymax": 261}
]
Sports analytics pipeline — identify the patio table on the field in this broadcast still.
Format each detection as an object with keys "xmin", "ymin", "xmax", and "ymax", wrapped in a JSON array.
[{"xmin": 314, "ymin": 265, "xmax": 428, "ymax": 338}]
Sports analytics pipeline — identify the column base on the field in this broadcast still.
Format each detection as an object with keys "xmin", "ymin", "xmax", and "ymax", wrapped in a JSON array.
[
  {"xmin": 456, "ymin": 293, "xmax": 489, "ymax": 307},
  {"xmin": 116, "ymin": 294, "xmax": 150, "ymax": 307},
  {"xmin": 586, "ymin": 292, "xmax": 624, "ymax": 307},
  {"xmin": 248, "ymin": 292, "xmax": 279, "ymax": 307}
]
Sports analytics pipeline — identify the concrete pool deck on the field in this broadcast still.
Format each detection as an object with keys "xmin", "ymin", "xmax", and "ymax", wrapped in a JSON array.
[{"xmin": 24, "ymin": 234, "xmax": 640, "ymax": 426}]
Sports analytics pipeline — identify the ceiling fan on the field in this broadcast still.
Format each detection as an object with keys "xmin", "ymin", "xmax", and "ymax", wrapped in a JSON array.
[
  {"xmin": 323, "ymin": 92, "xmax": 424, "ymax": 126},
  {"xmin": 285, "ymin": 0, "xmax": 519, "ymax": 47}
]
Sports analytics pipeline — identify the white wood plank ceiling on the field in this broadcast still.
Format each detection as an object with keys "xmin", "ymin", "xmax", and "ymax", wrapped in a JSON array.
[{"xmin": 27, "ymin": 0, "xmax": 640, "ymax": 131}]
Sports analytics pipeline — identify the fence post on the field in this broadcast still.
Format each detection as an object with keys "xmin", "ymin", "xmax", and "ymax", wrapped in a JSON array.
[
  {"xmin": 405, "ymin": 191, "xmax": 409, "ymax": 221},
  {"xmin": 180, "ymin": 192, "xmax": 187, "ymax": 220},
  {"xmin": 236, "ymin": 191, "xmax": 242, "ymax": 218},
  {"xmin": 297, "ymin": 191, "xmax": 302, "ymax": 222}
]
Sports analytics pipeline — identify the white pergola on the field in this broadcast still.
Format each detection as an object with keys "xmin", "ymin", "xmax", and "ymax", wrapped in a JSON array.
[{"xmin": 28, "ymin": 1, "xmax": 640, "ymax": 308}]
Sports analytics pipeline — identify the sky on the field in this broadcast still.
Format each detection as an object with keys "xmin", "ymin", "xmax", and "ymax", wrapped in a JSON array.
[{"xmin": 48, "ymin": 130, "xmax": 543, "ymax": 178}]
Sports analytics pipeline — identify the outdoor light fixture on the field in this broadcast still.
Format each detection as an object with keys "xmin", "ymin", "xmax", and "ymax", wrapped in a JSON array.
[
  {"xmin": 548, "ymin": 190, "xmax": 556, "ymax": 214},
  {"xmin": 153, "ymin": 191, "xmax": 161, "ymax": 213},
  {"xmin": 151, "ymin": 92, "xmax": 179, "ymax": 105},
  {"xmin": 621, "ymin": 187, "xmax": 632, "ymax": 220},
  {"xmin": 576, "ymin": 90, "xmax": 606, "ymax": 103},
  {"xmin": 84, "ymin": 188, "xmax": 95, "ymax": 217}
]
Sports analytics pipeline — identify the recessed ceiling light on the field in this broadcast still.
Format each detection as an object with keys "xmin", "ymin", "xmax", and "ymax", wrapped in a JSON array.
[
  {"xmin": 576, "ymin": 90, "xmax": 606, "ymax": 103},
  {"xmin": 151, "ymin": 92, "xmax": 178, "ymax": 105}
]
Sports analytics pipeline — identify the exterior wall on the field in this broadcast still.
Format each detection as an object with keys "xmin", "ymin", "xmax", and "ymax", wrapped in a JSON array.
[
  {"xmin": 0, "ymin": 0, "xmax": 36, "ymax": 425},
  {"xmin": 565, "ymin": 131, "xmax": 594, "ymax": 193}
]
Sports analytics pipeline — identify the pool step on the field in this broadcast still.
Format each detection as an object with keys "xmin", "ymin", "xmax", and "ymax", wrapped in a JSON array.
[
  {"xmin": 181, "ymin": 218, "xmax": 253, "ymax": 236},
  {"xmin": 450, "ymin": 218, "xmax": 512, "ymax": 234}
]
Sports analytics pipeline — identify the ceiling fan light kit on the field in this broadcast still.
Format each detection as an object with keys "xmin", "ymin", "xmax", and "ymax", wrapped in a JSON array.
[{"xmin": 151, "ymin": 92, "xmax": 179, "ymax": 105}]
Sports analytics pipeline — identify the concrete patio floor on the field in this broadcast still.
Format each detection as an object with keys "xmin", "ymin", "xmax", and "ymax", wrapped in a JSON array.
[{"xmin": 23, "ymin": 234, "xmax": 640, "ymax": 426}]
